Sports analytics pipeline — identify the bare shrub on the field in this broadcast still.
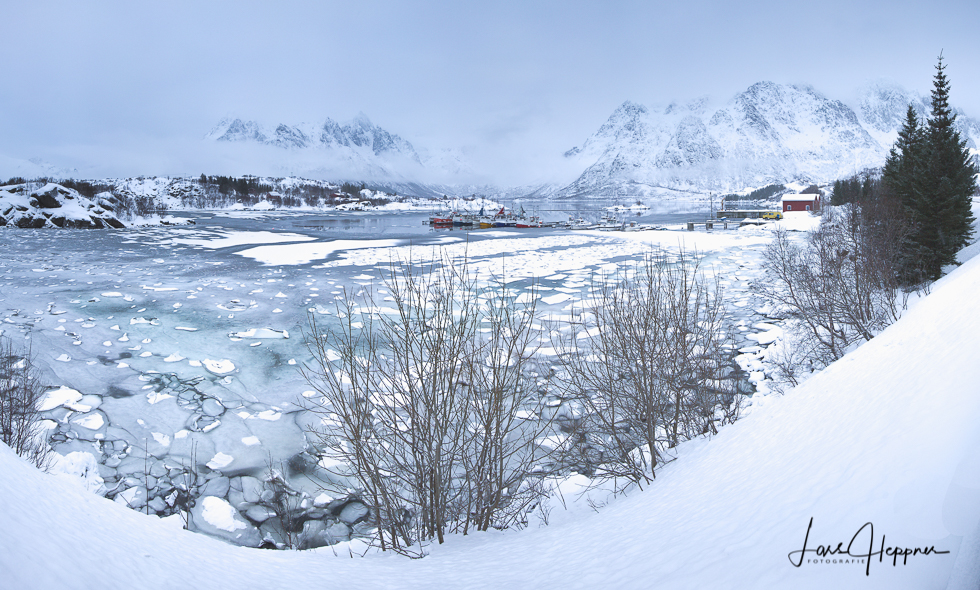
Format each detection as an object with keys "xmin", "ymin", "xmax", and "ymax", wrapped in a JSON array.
[
  {"xmin": 302, "ymin": 256, "xmax": 554, "ymax": 553},
  {"xmin": 0, "ymin": 335, "xmax": 52, "ymax": 470},
  {"xmin": 755, "ymin": 204, "xmax": 911, "ymax": 370},
  {"xmin": 551, "ymin": 249, "xmax": 737, "ymax": 491},
  {"xmin": 262, "ymin": 455, "xmax": 301, "ymax": 549}
]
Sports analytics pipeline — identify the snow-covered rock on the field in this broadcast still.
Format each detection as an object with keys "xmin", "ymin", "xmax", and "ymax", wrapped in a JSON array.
[
  {"xmin": 191, "ymin": 496, "xmax": 263, "ymax": 547},
  {"xmin": 0, "ymin": 183, "xmax": 125, "ymax": 228}
]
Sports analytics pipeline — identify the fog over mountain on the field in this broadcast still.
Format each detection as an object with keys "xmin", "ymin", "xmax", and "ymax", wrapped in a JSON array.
[
  {"xmin": 553, "ymin": 80, "xmax": 980, "ymax": 197},
  {"xmin": 183, "ymin": 80, "xmax": 980, "ymax": 198}
]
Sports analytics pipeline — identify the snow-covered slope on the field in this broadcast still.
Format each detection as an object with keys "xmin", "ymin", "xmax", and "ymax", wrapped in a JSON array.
[
  {"xmin": 3, "ymin": 230, "xmax": 980, "ymax": 587},
  {"xmin": 559, "ymin": 81, "xmax": 980, "ymax": 197}
]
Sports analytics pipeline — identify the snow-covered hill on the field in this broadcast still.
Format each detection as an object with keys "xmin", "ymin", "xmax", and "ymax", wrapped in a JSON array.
[
  {"xmin": 557, "ymin": 81, "xmax": 980, "ymax": 198},
  {"xmin": 2, "ymin": 218, "xmax": 980, "ymax": 588}
]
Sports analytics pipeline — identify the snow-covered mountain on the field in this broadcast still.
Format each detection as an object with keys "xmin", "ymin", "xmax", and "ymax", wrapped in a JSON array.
[
  {"xmin": 0, "ymin": 155, "xmax": 80, "ymax": 181},
  {"xmin": 208, "ymin": 113, "xmax": 421, "ymax": 162},
  {"xmin": 205, "ymin": 113, "xmax": 480, "ymax": 186},
  {"xmin": 558, "ymin": 81, "xmax": 980, "ymax": 198}
]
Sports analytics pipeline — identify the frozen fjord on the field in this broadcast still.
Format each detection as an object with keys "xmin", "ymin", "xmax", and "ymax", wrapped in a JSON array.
[
  {"xmin": 1, "ymin": 208, "xmax": 790, "ymax": 515},
  {"xmin": 2, "ymin": 208, "xmax": 980, "ymax": 589}
]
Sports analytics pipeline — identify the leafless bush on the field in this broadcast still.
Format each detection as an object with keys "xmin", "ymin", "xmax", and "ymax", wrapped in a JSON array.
[
  {"xmin": 755, "ymin": 205, "xmax": 912, "ymax": 370},
  {"xmin": 550, "ymin": 249, "xmax": 737, "ymax": 491},
  {"xmin": 0, "ymin": 335, "xmax": 52, "ymax": 470},
  {"xmin": 302, "ymin": 256, "xmax": 554, "ymax": 553},
  {"xmin": 263, "ymin": 455, "xmax": 301, "ymax": 549},
  {"xmin": 173, "ymin": 441, "xmax": 200, "ymax": 529}
]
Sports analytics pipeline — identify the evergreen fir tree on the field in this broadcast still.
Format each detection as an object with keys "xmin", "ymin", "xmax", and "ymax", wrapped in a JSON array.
[
  {"xmin": 882, "ymin": 104, "xmax": 923, "ymax": 206},
  {"xmin": 885, "ymin": 56, "xmax": 978, "ymax": 281},
  {"xmin": 916, "ymin": 56, "xmax": 978, "ymax": 279},
  {"xmin": 882, "ymin": 104, "xmax": 925, "ymax": 280}
]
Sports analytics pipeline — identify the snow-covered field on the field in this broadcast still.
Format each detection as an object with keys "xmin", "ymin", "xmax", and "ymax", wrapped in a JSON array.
[{"xmin": 2, "ymin": 209, "xmax": 978, "ymax": 588}]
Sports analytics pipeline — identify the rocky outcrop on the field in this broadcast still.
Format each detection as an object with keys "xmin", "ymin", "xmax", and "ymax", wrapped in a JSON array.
[{"xmin": 0, "ymin": 183, "xmax": 125, "ymax": 228}]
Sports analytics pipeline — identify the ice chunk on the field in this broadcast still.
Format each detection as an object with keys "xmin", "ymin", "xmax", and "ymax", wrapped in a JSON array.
[
  {"xmin": 39, "ymin": 386, "xmax": 83, "ymax": 411},
  {"xmin": 206, "ymin": 452, "xmax": 235, "ymax": 470},
  {"xmin": 542, "ymin": 293, "xmax": 574, "ymax": 305},
  {"xmin": 241, "ymin": 436, "xmax": 260, "ymax": 446},
  {"xmin": 228, "ymin": 328, "xmax": 289, "ymax": 339},
  {"xmin": 164, "ymin": 353, "xmax": 185, "ymax": 363},
  {"xmin": 72, "ymin": 412, "xmax": 105, "ymax": 430},
  {"xmin": 203, "ymin": 359, "xmax": 235, "ymax": 375},
  {"xmin": 147, "ymin": 391, "xmax": 173, "ymax": 404},
  {"xmin": 200, "ymin": 496, "xmax": 246, "ymax": 532}
]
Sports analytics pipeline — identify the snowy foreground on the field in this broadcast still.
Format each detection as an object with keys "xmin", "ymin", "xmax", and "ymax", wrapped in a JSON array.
[{"xmin": 3, "ymin": 221, "xmax": 980, "ymax": 588}]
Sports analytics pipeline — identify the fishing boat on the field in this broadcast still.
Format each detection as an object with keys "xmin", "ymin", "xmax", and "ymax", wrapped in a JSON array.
[
  {"xmin": 566, "ymin": 217, "xmax": 593, "ymax": 230},
  {"xmin": 429, "ymin": 211, "xmax": 453, "ymax": 225},
  {"xmin": 595, "ymin": 213, "xmax": 622, "ymax": 231},
  {"xmin": 515, "ymin": 216, "xmax": 543, "ymax": 228},
  {"xmin": 476, "ymin": 205, "xmax": 494, "ymax": 228}
]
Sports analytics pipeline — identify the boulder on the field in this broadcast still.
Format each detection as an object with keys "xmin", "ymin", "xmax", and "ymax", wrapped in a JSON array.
[
  {"xmin": 244, "ymin": 504, "xmax": 275, "ymax": 523},
  {"xmin": 33, "ymin": 188, "xmax": 63, "ymax": 208},
  {"xmin": 190, "ymin": 496, "xmax": 263, "ymax": 547},
  {"xmin": 147, "ymin": 496, "xmax": 168, "ymax": 514},
  {"xmin": 297, "ymin": 519, "xmax": 352, "ymax": 550},
  {"xmin": 338, "ymin": 501, "xmax": 370, "ymax": 524},
  {"xmin": 199, "ymin": 476, "xmax": 230, "ymax": 499},
  {"xmin": 201, "ymin": 398, "xmax": 225, "ymax": 417},
  {"xmin": 240, "ymin": 476, "xmax": 264, "ymax": 504}
]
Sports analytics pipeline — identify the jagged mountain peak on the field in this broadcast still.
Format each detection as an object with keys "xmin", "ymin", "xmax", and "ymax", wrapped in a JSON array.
[
  {"xmin": 352, "ymin": 112, "xmax": 374, "ymax": 129},
  {"xmin": 200, "ymin": 113, "xmax": 484, "ymax": 183},
  {"xmin": 206, "ymin": 118, "xmax": 266, "ymax": 143},
  {"xmin": 856, "ymin": 79, "xmax": 929, "ymax": 134},
  {"xmin": 556, "ymin": 79, "xmax": 921, "ymax": 197},
  {"xmin": 615, "ymin": 100, "xmax": 648, "ymax": 116}
]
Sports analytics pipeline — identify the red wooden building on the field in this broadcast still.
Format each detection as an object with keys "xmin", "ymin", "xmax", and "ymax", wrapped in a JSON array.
[{"xmin": 781, "ymin": 193, "xmax": 821, "ymax": 213}]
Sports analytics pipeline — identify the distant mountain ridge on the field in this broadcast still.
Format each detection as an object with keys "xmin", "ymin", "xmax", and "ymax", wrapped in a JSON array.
[
  {"xmin": 556, "ymin": 80, "xmax": 980, "ymax": 197},
  {"xmin": 63, "ymin": 80, "xmax": 978, "ymax": 200},
  {"xmin": 207, "ymin": 113, "xmax": 422, "ymax": 162},
  {"xmin": 204, "ymin": 113, "xmax": 468, "ymax": 184}
]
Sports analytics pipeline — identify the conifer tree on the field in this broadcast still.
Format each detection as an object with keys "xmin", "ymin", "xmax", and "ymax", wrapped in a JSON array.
[
  {"xmin": 882, "ymin": 105, "xmax": 923, "ymax": 206},
  {"xmin": 885, "ymin": 55, "xmax": 978, "ymax": 281},
  {"xmin": 882, "ymin": 105, "xmax": 925, "ymax": 279}
]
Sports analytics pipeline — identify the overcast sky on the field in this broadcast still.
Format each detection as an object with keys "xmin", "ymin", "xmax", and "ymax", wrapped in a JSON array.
[{"xmin": 2, "ymin": 0, "xmax": 978, "ymax": 184}]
